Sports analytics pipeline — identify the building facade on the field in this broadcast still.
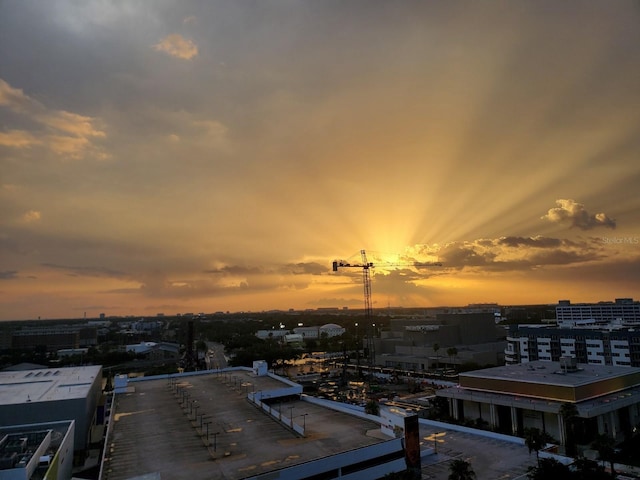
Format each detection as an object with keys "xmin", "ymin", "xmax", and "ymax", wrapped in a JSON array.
[
  {"xmin": 556, "ymin": 298, "xmax": 640, "ymax": 326},
  {"xmin": 0, "ymin": 366, "xmax": 103, "ymax": 453},
  {"xmin": 11, "ymin": 326, "xmax": 98, "ymax": 351},
  {"xmin": 437, "ymin": 360, "xmax": 640, "ymax": 448},
  {"xmin": 0, "ymin": 421, "xmax": 75, "ymax": 480},
  {"xmin": 375, "ymin": 312, "xmax": 505, "ymax": 371},
  {"xmin": 505, "ymin": 325, "xmax": 640, "ymax": 367}
]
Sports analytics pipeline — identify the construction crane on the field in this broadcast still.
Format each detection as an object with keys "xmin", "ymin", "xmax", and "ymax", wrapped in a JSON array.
[{"xmin": 332, "ymin": 249, "xmax": 442, "ymax": 365}]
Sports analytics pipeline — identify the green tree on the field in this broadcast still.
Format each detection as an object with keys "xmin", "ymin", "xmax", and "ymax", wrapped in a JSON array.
[
  {"xmin": 448, "ymin": 459, "xmax": 476, "ymax": 480},
  {"xmin": 365, "ymin": 399, "xmax": 380, "ymax": 416}
]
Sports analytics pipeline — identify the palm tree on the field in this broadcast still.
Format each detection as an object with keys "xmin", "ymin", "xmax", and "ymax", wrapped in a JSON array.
[
  {"xmin": 448, "ymin": 459, "xmax": 476, "ymax": 480},
  {"xmin": 365, "ymin": 399, "xmax": 380, "ymax": 416}
]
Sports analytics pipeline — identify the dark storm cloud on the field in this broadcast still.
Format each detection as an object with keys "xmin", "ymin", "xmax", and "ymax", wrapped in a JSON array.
[{"xmin": 542, "ymin": 199, "xmax": 616, "ymax": 230}]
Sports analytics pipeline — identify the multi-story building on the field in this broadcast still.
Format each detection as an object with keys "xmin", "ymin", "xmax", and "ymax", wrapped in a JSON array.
[
  {"xmin": 505, "ymin": 299, "xmax": 640, "ymax": 368},
  {"xmin": 556, "ymin": 298, "xmax": 640, "ymax": 326},
  {"xmin": 11, "ymin": 325, "xmax": 98, "ymax": 351},
  {"xmin": 375, "ymin": 312, "xmax": 506, "ymax": 371},
  {"xmin": 505, "ymin": 325, "xmax": 640, "ymax": 367}
]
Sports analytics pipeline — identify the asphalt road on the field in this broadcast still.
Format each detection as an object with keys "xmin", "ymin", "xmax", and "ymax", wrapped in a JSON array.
[{"xmin": 205, "ymin": 342, "xmax": 228, "ymax": 370}]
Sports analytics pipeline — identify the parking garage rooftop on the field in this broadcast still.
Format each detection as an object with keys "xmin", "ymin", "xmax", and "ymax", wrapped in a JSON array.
[{"xmin": 103, "ymin": 370, "xmax": 386, "ymax": 480}]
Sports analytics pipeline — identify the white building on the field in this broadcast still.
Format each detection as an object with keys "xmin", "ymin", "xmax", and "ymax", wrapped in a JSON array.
[
  {"xmin": 319, "ymin": 323, "xmax": 346, "ymax": 337},
  {"xmin": 556, "ymin": 298, "xmax": 640, "ymax": 326},
  {"xmin": 0, "ymin": 366, "xmax": 103, "ymax": 452},
  {"xmin": 293, "ymin": 323, "xmax": 346, "ymax": 339},
  {"xmin": 0, "ymin": 421, "xmax": 75, "ymax": 480},
  {"xmin": 505, "ymin": 325, "xmax": 639, "ymax": 367}
]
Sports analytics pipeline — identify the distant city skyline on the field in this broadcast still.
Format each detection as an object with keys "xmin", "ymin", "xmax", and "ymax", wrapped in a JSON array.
[{"xmin": 1, "ymin": 2, "xmax": 639, "ymax": 321}]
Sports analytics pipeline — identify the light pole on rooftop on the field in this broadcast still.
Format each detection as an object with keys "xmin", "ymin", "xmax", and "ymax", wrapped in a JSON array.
[{"xmin": 212, "ymin": 431, "xmax": 220, "ymax": 452}]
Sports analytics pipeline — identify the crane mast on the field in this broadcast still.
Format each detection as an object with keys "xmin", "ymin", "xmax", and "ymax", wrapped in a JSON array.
[
  {"xmin": 360, "ymin": 249, "xmax": 373, "ymax": 326},
  {"xmin": 360, "ymin": 250, "xmax": 374, "ymax": 367},
  {"xmin": 332, "ymin": 249, "xmax": 442, "ymax": 367}
]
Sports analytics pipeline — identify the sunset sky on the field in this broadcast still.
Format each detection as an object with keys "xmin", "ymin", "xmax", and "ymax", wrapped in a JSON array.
[{"xmin": 1, "ymin": 1, "xmax": 639, "ymax": 321}]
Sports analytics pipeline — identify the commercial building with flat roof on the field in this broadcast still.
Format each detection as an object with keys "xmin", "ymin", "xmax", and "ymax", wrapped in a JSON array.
[
  {"xmin": 375, "ymin": 312, "xmax": 506, "ymax": 371},
  {"xmin": 0, "ymin": 366, "xmax": 103, "ymax": 452},
  {"xmin": 0, "ymin": 421, "xmax": 75, "ymax": 480},
  {"xmin": 437, "ymin": 360, "xmax": 640, "ymax": 448}
]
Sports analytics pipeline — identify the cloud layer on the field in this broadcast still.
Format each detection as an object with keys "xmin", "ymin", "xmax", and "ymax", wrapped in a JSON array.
[
  {"xmin": 0, "ymin": 79, "xmax": 106, "ymax": 159},
  {"xmin": 0, "ymin": 2, "xmax": 639, "ymax": 319},
  {"xmin": 543, "ymin": 199, "xmax": 616, "ymax": 230}
]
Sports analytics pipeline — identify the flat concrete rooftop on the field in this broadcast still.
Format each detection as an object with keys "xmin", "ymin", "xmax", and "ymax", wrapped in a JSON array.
[
  {"xmin": 448, "ymin": 361, "xmax": 640, "ymax": 409},
  {"xmin": 461, "ymin": 361, "xmax": 640, "ymax": 387},
  {"xmin": 103, "ymin": 371, "xmax": 384, "ymax": 480},
  {"xmin": 0, "ymin": 365, "xmax": 102, "ymax": 404}
]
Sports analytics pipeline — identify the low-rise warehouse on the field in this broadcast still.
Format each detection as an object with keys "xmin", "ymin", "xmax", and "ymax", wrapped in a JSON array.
[{"xmin": 437, "ymin": 359, "xmax": 640, "ymax": 447}]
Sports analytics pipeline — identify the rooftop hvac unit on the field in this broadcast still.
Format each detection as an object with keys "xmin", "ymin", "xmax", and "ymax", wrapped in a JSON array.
[{"xmin": 559, "ymin": 356, "xmax": 578, "ymax": 372}]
